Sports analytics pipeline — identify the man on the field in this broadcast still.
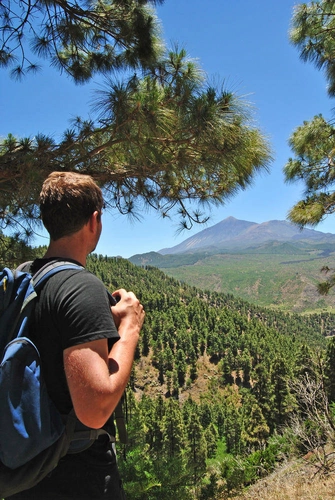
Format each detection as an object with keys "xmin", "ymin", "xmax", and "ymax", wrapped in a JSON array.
[{"xmin": 7, "ymin": 171, "xmax": 145, "ymax": 499}]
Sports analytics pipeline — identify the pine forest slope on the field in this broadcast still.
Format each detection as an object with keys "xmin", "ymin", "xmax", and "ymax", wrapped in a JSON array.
[
  {"xmin": 86, "ymin": 255, "xmax": 335, "ymax": 498},
  {"xmin": 87, "ymin": 254, "xmax": 333, "ymax": 399}
]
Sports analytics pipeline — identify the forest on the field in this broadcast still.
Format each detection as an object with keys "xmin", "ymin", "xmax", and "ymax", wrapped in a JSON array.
[{"xmin": 81, "ymin": 253, "xmax": 335, "ymax": 499}]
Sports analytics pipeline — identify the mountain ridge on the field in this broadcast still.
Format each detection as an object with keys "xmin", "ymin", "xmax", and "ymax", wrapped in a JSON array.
[{"xmin": 158, "ymin": 216, "xmax": 335, "ymax": 255}]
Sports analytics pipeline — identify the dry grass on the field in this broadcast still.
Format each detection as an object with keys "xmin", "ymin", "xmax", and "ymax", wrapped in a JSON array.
[{"xmin": 235, "ymin": 459, "xmax": 335, "ymax": 500}]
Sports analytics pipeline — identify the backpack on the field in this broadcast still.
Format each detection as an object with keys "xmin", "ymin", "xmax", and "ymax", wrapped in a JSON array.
[{"xmin": 0, "ymin": 261, "xmax": 116, "ymax": 498}]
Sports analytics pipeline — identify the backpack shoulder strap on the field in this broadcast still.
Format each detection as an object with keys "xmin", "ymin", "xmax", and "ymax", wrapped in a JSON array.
[
  {"xmin": 31, "ymin": 260, "xmax": 85, "ymax": 290},
  {"xmin": 16, "ymin": 261, "xmax": 32, "ymax": 273},
  {"xmin": 15, "ymin": 260, "xmax": 84, "ymax": 287},
  {"xmin": 14, "ymin": 261, "xmax": 84, "ymax": 322}
]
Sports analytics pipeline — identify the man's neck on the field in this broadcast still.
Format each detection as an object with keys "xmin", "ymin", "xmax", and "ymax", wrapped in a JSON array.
[{"xmin": 43, "ymin": 238, "xmax": 87, "ymax": 267}]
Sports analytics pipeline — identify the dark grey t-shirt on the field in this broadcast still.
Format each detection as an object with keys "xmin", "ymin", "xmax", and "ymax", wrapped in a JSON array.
[{"xmin": 29, "ymin": 258, "xmax": 119, "ymax": 415}]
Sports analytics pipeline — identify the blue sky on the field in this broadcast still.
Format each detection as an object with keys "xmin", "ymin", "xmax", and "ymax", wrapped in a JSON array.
[{"xmin": 1, "ymin": 0, "xmax": 334, "ymax": 258}]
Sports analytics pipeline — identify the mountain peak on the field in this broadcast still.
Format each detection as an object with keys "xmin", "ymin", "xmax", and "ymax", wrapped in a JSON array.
[{"xmin": 225, "ymin": 216, "xmax": 237, "ymax": 221}]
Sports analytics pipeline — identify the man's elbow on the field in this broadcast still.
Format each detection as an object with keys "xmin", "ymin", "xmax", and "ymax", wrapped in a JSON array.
[{"xmin": 74, "ymin": 404, "xmax": 114, "ymax": 429}]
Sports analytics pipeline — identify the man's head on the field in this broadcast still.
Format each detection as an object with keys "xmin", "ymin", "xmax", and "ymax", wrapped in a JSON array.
[{"xmin": 40, "ymin": 171, "xmax": 104, "ymax": 241}]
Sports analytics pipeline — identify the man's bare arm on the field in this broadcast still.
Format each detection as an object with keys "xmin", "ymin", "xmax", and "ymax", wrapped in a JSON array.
[{"xmin": 63, "ymin": 289, "xmax": 144, "ymax": 428}]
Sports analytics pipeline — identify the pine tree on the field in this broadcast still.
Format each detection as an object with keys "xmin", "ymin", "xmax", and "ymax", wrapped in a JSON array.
[{"xmin": 324, "ymin": 337, "xmax": 335, "ymax": 403}]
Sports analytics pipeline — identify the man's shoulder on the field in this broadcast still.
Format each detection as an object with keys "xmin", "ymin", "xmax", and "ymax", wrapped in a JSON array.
[{"xmin": 30, "ymin": 259, "xmax": 100, "ymax": 297}]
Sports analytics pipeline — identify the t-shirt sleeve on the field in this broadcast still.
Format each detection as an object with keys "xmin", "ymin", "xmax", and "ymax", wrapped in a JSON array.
[{"xmin": 52, "ymin": 270, "xmax": 120, "ymax": 349}]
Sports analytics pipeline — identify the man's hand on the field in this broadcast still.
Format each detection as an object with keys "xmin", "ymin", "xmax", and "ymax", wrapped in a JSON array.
[{"xmin": 110, "ymin": 288, "xmax": 145, "ymax": 334}]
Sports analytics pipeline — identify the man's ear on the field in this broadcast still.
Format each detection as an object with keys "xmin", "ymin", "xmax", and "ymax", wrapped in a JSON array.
[{"xmin": 88, "ymin": 211, "xmax": 100, "ymax": 232}]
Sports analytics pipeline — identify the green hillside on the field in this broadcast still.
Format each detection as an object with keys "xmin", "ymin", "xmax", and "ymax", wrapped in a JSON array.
[
  {"xmin": 130, "ymin": 243, "xmax": 335, "ymax": 313},
  {"xmin": 85, "ymin": 254, "xmax": 335, "ymax": 499}
]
